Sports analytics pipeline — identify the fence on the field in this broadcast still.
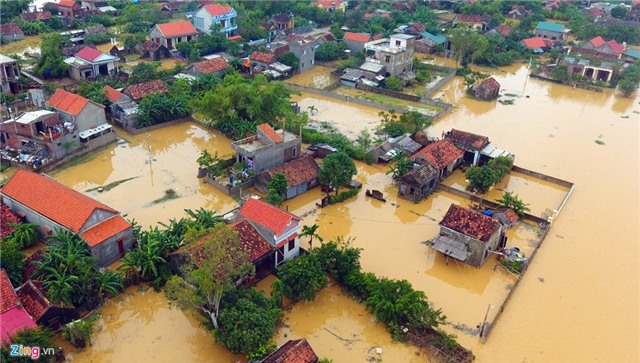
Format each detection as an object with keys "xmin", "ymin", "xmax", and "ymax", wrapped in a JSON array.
[
  {"xmin": 119, "ymin": 116, "xmax": 192, "ymax": 135},
  {"xmin": 421, "ymin": 66, "xmax": 457, "ymax": 99},
  {"xmin": 356, "ymin": 83, "xmax": 422, "ymax": 102},
  {"xmin": 286, "ymin": 83, "xmax": 399, "ymax": 112}
]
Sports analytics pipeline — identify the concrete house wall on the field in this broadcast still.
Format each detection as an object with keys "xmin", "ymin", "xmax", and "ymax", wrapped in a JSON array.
[
  {"xmin": 244, "ymin": 219, "xmax": 300, "ymax": 267},
  {"xmin": 193, "ymin": 6, "xmax": 237, "ymax": 36},
  {"xmin": 90, "ymin": 226, "xmax": 133, "ymax": 267},
  {"xmin": 440, "ymin": 224, "xmax": 502, "ymax": 268},
  {"xmin": 289, "ymin": 40, "xmax": 316, "ymax": 72},
  {"xmin": 73, "ymin": 102, "xmax": 107, "ymax": 132}
]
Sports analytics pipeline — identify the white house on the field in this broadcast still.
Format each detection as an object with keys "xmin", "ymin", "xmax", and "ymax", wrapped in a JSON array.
[
  {"xmin": 192, "ymin": 3, "xmax": 237, "ymax": 37},
  {"xmin": 64, "ymin": 46, "xmax": 120, "ymax": 81},
  {"xmin": 149, "ymin": 20, "xmax": 198, "ymax": 51}
]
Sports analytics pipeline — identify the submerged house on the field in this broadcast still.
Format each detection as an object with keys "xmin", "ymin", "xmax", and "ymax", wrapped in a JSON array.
[
  {"xmin": 410, "ymin": 139, "xmax": 464, "ymax": 180},
  {"xmin": 398, "ymin": 163, "xmax": 438, "ymax": 202},
  {"xmin": 256, "ymin": 156, "xmax": 320, "ymax": 200},
  {"xmin": 237, "ymin": 197, "xmax": 301, "ymax": 267},
  {"xmin": 474, "ymin": 77, "xmax": 500, "ymax": 100},
  {"xmin": 431, "ymin": 204, "xmax": 504, "ymax": 268},
  {"xmin": 16, "ymin": 280, "xmax": 73, "ymax": 329},
  {"xmin": 231, "ymin": 123, "xmax": 301, "ymax": 174},
  {"xmin": 0, "ymin": 170, "xmax": 133, "ymax": 267},
  {"xmin": 444, "ymin": 129, "xmax": 490, "ymax": 166}
]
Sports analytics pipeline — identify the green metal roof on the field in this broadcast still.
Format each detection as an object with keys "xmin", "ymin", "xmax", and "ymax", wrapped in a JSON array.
[
  {"xmin": 624, "ymin": 49, "xmax": 640, "ymax": 59},
  {"xmin": 536, "ymin": 21, "xmax": 565, "ymax": 32},
  {"xmin": 420, "ymin": 32, "xmax": 446, "ymax": 45}
]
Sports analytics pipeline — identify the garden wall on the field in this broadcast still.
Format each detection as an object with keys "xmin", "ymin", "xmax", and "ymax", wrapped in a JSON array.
[{"xmin": 120, "ymin": 116, "xmax": 193, "ymax": 135}]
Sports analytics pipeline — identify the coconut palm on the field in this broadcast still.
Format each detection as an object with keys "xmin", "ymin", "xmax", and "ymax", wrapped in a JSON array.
[
  {"xmin": 300, "ymin": 224, "xmax": 323, "ymax": 250},
  {"xmin": 6, "ymin": 222, "xmax": 39, "ymax": 249},
  {"xmin": 95, "ymin": 270, "xmax": 124, "ymax": 304}
]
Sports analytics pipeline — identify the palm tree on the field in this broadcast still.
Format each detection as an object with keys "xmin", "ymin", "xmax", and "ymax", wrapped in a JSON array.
[
  {"xmin": 386, "ymin": 155, "xmax": 412, "ymax": 181},
  {"xmin": 137, "ymin": 234, "xmax": 167, "ymax": 281},
  {"xmin": 95, "ymin": 270, "xmax": 124, "ymax": 304},
  {"xmin": 6, "ymin": 222, "xmax": 39, "ymax": 249},
  {"xmin": 117, "ymin": 251, "xmax": 142, "ymax": 285},
  {"xmin": 300, "ymin": 224, "xmax": 323, "ymax": 251},
  {"xmin": 41, "ymin": 267, "xmax": 78, "ymax": 307}
]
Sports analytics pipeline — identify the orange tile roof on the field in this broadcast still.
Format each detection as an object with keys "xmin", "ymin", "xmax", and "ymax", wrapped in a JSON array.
[
  {"xmin": 203, "ymin": 3, "xmax": 233, "ymax": 16},
  {"xmin": 250, "ymin": 51, "xmax": 276, "ymax": 64},
  {"xmin": 124, "ymin": 79, "xmax": 168, "ymax": 101},
  {"xmin": 194, "ymin": 57, "xmax": 228, "ymax": 74},
  {"xmin": 258, "ymin": 123, "xmax": 283, "ymax": 144},
  {"xmin": 0, "ymin": 270, "xmax": 19, "ymax": 314},
  {"xmin": 590, "ymin": 36, "xmax": 605, "ymax": 48},
  {"xmin": 440, "ymin": 204, "xmax": 499, "ymax": 242},
  {"xmin": 103, "ymin": 85, "xmax": 124, "ymax": 103},
  {"xmin": 80, "ymin": 215, "xmax": 131, "ymax": 247},
  {"xmin": 228, "ymin": 220, "xmax": 274, "ymax": 261},
  {"xmin": 262, "ymin": 339, "xmax": 319, "ymax": 363},
  {"xmin": 238, "ymin": 198, "xmax": 300, "ymax": 237},
  {"xmin": 0, "ymin": 170, "xmax": 118, "ymax": 232},
  {"xmin": 266, "ymin": 156, "xmax": 319, "ymax": 187},
  {"xmin": 16, "ymin": 281, "xmax": 50, "ymax": 321},
  {"xmin": 47, "ymin": 89, "xmax": 92, "ymax": 116},
  {"xmin": 156, "ymin": 20, "xmax": 197, "ymax": 38},
  {"xmin": 343, "ymin": 32, "xmax": 371, "ymax": 43},
  {"xmin": 411, "ymin": 139, "xmax": 463, "ymax": 169},
  {"xmin": 58, "ymin": 0, "xmax": 78, "ymax": 7},
  {"xmin": 522, "ymin": 37, "xmax": 547, "ymax": 49},
  {"xmin": 313, "ymin": 0, "xmax": 342, "ymax": 7}
]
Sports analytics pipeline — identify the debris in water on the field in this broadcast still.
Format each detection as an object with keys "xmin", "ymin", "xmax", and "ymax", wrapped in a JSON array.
[{"xmin": 538, "ymin": 277, "xmax": 545, "ymax": 283}]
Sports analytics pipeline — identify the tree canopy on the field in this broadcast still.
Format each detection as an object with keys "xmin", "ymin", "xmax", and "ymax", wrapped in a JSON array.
[{"xmin": 318, "ymin": 152, "xmax": 357, "ymax": 195}]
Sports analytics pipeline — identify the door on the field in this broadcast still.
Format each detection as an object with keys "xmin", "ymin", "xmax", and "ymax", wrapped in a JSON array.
[{"xmin": 117, "ymin": 237, "xmax": 125, "ymax": 256}]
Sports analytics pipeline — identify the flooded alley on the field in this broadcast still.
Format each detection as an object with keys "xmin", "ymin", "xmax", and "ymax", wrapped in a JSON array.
[{"xmin": 30, "ymin": 60, "xmax": 639, "ymax": 362}]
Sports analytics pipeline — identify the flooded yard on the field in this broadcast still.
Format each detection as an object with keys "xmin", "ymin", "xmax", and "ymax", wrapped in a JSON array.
[
  {"xmin": 286, "ymin": 66, "xmax": 337, "ymax": 89},
  {"xmin": 41, "ymin": 60, "xmax": 639, "ymax": 362}
]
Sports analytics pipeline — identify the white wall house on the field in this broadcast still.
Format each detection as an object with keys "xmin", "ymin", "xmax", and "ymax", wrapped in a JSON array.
[{"xmin": 192, "ymin": 3, "xmax": 237, "ymax": 37}]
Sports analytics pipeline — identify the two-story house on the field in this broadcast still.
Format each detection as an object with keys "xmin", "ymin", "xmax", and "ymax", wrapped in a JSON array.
[
  {"xmin": 192, "ymin": 3, "xmax": 237, "ymax": 37},
  {"xmin": 149, "ymin": 20, "xmax": 198, "ymax": 51},
  {"xmin": 535, "ymin": 21, "xmax": 569, "ymax": 41},
  {"xmin": 0, "ymin": 54, "xmax": 20, "ymax": 94},
  {"xmin": 364, "ymin": 34, "xmax": 415, "ymax": 78},
  {"xmin": 237, "ymin": 197, "xmax": 302, "ymax": 267},
  {"xmin": 287, "ymin": 35, "xmax": 317, "ymax": 73},
  {"xmin": 312, "ymin": 0, "xmax": 345, "ymax": 14},
  {"xmin": 430, "ymin": 204, "xmax": 504, "ymax": 268},
  {"xmin": 64, "ymin": 46, "xmax": 120, "ymax": 81},
  {"xmin": 231, "ymin": 123, "xmax": 301, "ymax": 174},
  {"xmin": 1, "ymin": 170, "xmax": 134, "ymax": 267}
]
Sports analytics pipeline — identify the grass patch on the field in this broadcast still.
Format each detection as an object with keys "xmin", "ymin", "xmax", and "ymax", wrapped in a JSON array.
[
  {"xmin": 152, "ymin": 189, "xmax": 180, "ymax": 204},
  {"xmin": 86, "ymin": 177, "xmax": 138, "ymax": 192}
]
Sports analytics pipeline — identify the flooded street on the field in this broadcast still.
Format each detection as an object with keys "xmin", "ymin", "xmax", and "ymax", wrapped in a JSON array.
[{"xmin": 41, "ymin": 60, "xmax": 639, "ymax": 362}]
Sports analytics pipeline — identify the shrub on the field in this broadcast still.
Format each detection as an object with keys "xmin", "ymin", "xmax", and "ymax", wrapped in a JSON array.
[{"xmin": 329, "ymin": 188, "xmax": 359, "ymax": 204}]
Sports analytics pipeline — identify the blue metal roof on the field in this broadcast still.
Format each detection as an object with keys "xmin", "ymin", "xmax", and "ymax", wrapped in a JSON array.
[
  {"xmin": 624, "ymin": 49, "xmax": 640, "ymax": 59},
  {"xmin": 536, "ymin": 21, "xmax": 565, "ymax": 32},
  {"xmin": 420, "ymin": 31, "xmax": 446, "ymax": 45}
]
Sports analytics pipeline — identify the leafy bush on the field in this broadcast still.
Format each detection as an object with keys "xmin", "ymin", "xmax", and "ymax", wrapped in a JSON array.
[
  {"xmin": 85, "ymin": 33, "xmax": 113, "ymax": 45},
  {"xmin": 277, "ymin": 254, "xmax": 328, "ymax": 301},
  {"xmin": 329, "ymin": 188, "xmax": 359, "ymax": 204}
]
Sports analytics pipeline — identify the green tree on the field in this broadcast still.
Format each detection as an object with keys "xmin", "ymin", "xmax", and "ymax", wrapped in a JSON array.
[
  {"xmin": 0, "ymin": 239, "xmax": 25, "ymax": 286},
  {"xmin": 36, "ymin": 33, "xmax": 69, "ymax": 78},
  {"xmin": 315, "ymin": 42, "xmax": 341, "ymax": 61},
  {"xmin": 610, "ymin": 6, "xmax": 628, "ymax": 20},
  {"xmin": 62, "ymin": 316, "xmax": 99, "ymax": 348},
  {"xmin": 278, "ymin": 52, "xmax": 299, "ymax": 72},
  {"xmin": 117, "ymin": 251, "xmax": 142, "ymax": 285},
  {"xmin": 386, "ymin": 156, "xmax": 412, "ymax": 181},
  {"xmin": 383, "ymin": 76, "xmax": 404, "ymax": 91},
  {"xmin": 266, "ymin": 172, "xmax": 288, "ymax": 207},
  {"xmin": 496, "ymin": 190, "xmax": 531, "ymax": 217},
  {"xmin": 318, "ymin": 152, "xmax": 357, "ymax": 195},
  {"xmin": 136, "ymin": 92, "xmax": 190, "ymax": 128},
  {"xmin": 300, "ymin": 224, "xmax": 323, "ymax": 250},
  {"xmin": 487, "ymin": 156, "xmax": 513, "ymax": 181},
  {"xmin": 129, "ymin": 62, "xmax": 161, "ymax": 84},
  {"xmin": 165, "ymin": 223, "xmax": 255, "ymax": 329},
  {"xmin": 450, "ymin": 27, "xmax": 489, "ymax": 67},
  {"xmin": 551, "ymin": 64, "xmax": 569, "ymax": 82},
  {"xmin": 5, "ymin": 222, "xmax": 38, "ymax": 249},
  {"xmin": 77, "ymin": 82, "xmax": 108, "ymax": 106},
  {"xmin": 0, "ymin": 328, "xmax": 55, "ymax": 363},
  {"xmin": 135, "ymin": 233, "xmax": 168, "ymax": 281},
  {"xmin": 330, "ymin": 23, "xmax": 344, "ymax": 39},
  {"xmin": 618, "ymin": 61, "xmax": 640, "ymax": 97},
  {"xmin": 0, "ymin": 0, "xmax": 32, "ymax": 19},
  {"xmin": 465, "ymin": 165, "xmax": 498, "ymax": 193},
  {"xmin": 400, "ymin": 111, "xmax": 430, "ymax": 134},
  {"xmin": 95, "ymin": 270, "xmax": 123, "ymax": 304},
  {"xmin": 215, "ymin": 289, "xmax": 280, "ymax": 355},
  {"xmin": 277, "ymin": 254, "xmax": 328, "ymax": 301}
]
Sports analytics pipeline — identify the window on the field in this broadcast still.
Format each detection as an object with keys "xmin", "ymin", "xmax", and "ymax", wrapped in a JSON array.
[
  {"xmin": 288, "ymin": 239, "xmax": 295, "ymax": 251},
  {"xmin": 384, "ymin": 55, "xmax": 391, "ymax": 63},
  {"xmin": 292, "ymin": 148, "xmax": 297, "ymax": 157},
  {"xmin": 395, "ymin": 40, "xmax": 401, "ymax": 46}
]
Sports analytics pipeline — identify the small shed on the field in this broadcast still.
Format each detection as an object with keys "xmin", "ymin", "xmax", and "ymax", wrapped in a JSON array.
[
  {"xmin": 398, "ymin": 163, "xmax": 438, "ymax": 202},
  {"xmin": 474, "ymin": 77, "xmax": 500, "ymax": 100},
  {"xmin": 257, "ymin": 156, "xmax": 320, "ymax": 200}
]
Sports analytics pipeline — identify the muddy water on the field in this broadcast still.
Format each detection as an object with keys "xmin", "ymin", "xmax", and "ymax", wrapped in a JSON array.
[
  {"xmin": 51, "ymin": 122, "xmax": 237, "ymax": 228},
  {"xmin": 286, "ymin": 66, "xmax": 337, "ymax": 89},
  {"xmin": 56, "ymin": 286, "xmax": 243, "ymax": 363}
]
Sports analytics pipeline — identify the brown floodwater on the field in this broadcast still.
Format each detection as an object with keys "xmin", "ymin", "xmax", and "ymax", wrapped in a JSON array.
[
  {"xmin": 46, "ymin": 60, "xmax": 639, "ymax": 362},
  {"xmin": 286, "ymin": 66, "xmax": 338, "ymax": 89}
]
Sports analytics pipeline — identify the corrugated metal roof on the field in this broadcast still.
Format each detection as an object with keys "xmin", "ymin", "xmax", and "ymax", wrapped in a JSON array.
[{"xmin": 431, "ymin": 235, "xmax": 471, "ymax": 262}]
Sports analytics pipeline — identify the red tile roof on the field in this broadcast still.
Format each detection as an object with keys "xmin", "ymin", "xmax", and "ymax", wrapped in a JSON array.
[
  {"xmin": 143, "ymin": 40, "xmax": 162, "ymax": 52},
  {"xmin": 75, "ymin": 46, "xmax": 105, "ymax": 62},
  {"xmin": 22, "ymin": 251, "xmax": 43, "ymax": 282},
  {"xmin": 250, "ymin": 51, "xmax": 276, "ymax": 64},
  {"xmin": 0, "ymin": 23, "xmax": 23, "ymax": 36},
  {"xmin": 445, "ymin": 129, "xmax": 489, "ymax": 151},
  {"xmin": 203, "ymin": 3, "xmax": 233, "ymax": 16},
  {"xmin": 0, "ymin": 204, "xmax": 20, "ymax": 239},
  {"xmin": 228, "ymin": 220, "xmax": 274, "ymax": 262},
  {"xmin": 607, "ymin": 40, "xmax": 625, "ymax": 53},
  {"xmin": 343, "ymin": 32, "xmax": 371, "ymax": 43},
  {"xmin": 271, "ymin": 44, "xmax": 290, "ymax": 58},
  {"xmin": 478, "ymin": 77, "xmax": 501, "ymax": 92},
  {"xmin": 495, "ymin": 25, "xmax": 511, "ymax": 37},
  {"xmin": 58, "ymin": 0, "xmax": 78, "ymax": 7},
  {"xmin": 258, "ymin": 123, "xmax": 283, "ymax": 144},
  {"xmin": 156, "ymin": 20, "xmax": 197, "ymax": 38},
  {"xmin": 440, "ymin": 204, "xmax": 499, "ymax": 242},
  {"xmin": 80, "ymin": 215, "xmax": 131, "ymax": 247},
  {"xmin": 103, "ymin": 85, "xmax": 124, "ymax": 103},
  {"xmin": 501, "ymin": 209, "xmax": 519, "ymax": 223},
  {"xmin": 456, "ymin": 14, "xmax": 487, "ymax": 23},
  {"xmin": 522, "ymin": 37, "xmax": 547, "ymax": 49},
  {"xmin": 411, "ymin": 139, "xmax": 463, "ymax": 169},
  {"xmin": 238, "ymin": 198, "xmax": 300, "ymax": 237},
  {"xmin": 262, "ymin": 339, "xmax": 319, "ymax": 363},
  {"xmin": 124, "ymin": 79, "xmax": 168, "ymax": 101},
  {"xmin": 0, "ymin": 170, "xmax": 118, "ymax": 232},
  {"xmin": 21, "ymin": 11, "xmax": 52, "ymax": 22},
  {"xmin": 47, "ymin": 89, "xmax": 92, "ymax": 116},
  {"xmin": 585, "ymin": 8, "xmax": 604, "ymax": 17},
  {"xmin": 590, "ymin": 36, "xmax": 605, "ymax": 48},
  {"xmin": 266, "ymin": 156, "xmax": 319, "ymax": 187},
  {"xmin": 313, "ymin": 0, "xmax": 342, "ymax": 7},
  {"xmin": 16, "ymin": 281, "xmax": 51, "ymax": 321},
  {"xmin": 1, "ymin": 307, "xmax": 38, "ymax": 344},
  {"xmin": 0, "ymin": 270, "xmax": 19, "ymax": 314},
  {"xmin": 194, "ymin": 57, "xmax": 229, "ymax": 74}
]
